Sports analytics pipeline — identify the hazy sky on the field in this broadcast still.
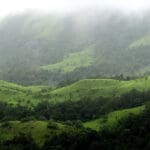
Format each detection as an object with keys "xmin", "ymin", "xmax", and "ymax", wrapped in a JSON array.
[{"xmin": 0, "ymin": 0, "xmax": 150, "ymax": 16}]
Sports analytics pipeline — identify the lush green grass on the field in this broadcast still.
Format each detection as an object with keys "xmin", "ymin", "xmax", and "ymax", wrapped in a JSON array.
[
  {"xmin": 0, "ymin": 76, "xmax": 150, "ymax": 105},
  {"xmin": 0, "ymin": 120, "xmax": 65, "ymax": 147},
  {"xmin": 83, "ymin": 105, "xmax": 145, "ymax": 131},
  {"xmin": 49, "ymin": 77, "xmax": 150, "ymax": 103},
  {"xmin": 0, "ymin": 80, "xmax": 48, "ymax": 106},
  {"xmin": 41, "ymin": 46, "xmax": 94, "ymax": 73}
]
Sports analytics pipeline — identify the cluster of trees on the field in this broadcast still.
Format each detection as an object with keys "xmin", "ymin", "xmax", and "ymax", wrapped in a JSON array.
[
  {"xmin": 34, "ymin": 89, "xmax": 150, "ymax": 121},
  {"xmin": 0, "ymin": 89, "xmax": 150, "ymax": 121},
  {"xmin": 1, "ymin": 102, "xmax": 150, "ymax": 150},
  {"xmin": 43, "ymin": 104, "xmax": 150, "ymax": 150}
]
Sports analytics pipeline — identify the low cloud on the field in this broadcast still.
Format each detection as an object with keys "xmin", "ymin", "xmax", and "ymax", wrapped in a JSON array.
[{"xmin": 0, "ymin": 0, "xmax": 150, "ymax": 16}]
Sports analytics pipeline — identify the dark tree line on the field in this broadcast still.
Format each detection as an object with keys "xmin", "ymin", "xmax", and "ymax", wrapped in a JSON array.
[
  {"xmin": 0, "ymin": 89, "xmax": 150, "ymax": 121},
  {"xmin": 1, "ymin": 102, "xmax": 150, "ymax": 150}
]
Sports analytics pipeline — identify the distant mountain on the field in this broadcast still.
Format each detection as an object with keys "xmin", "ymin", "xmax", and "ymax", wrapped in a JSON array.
[{"xmin": 0, "ymin": 10, "xmax": 150, "ymax": 85}]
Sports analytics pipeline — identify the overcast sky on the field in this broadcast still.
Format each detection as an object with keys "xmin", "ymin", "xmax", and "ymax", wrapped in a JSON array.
[{"xmin": 0, "ymin": 0, "xmax": 150, "ymax": 16}]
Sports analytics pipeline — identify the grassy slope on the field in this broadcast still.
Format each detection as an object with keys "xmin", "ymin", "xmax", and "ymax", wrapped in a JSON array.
[
  {"xmin": 0, "ymin": 121, "xmax": 64, "ymax": 147},
  {"xmin": 0, "ymin": 80, "xmax": 47, "ymax": 106},
  {"xmin": 49, "ymin": 77, "xmax": 150, "ymax": 103},
  {"xmin": 0, "ymin": 76, "xmax": 150, "ymax": 105},
  {"xmin": 41, "ymin": 46, "xmax": 94, "ymax": 73},
  {"xmin": 84, "ymin": 105, "xmax": 145, "ymax": 131}
]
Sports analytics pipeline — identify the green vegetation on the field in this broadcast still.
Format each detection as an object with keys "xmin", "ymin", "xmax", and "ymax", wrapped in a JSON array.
[
  {"xmin": 84, "ymin": 105, "xmax": 145, "ymax": 131},
  {"xmin": 50, "ymin": 77, "xmax": 150, "ymax": 102},
  {"xmin": 0, "ymin": 9, "xmax": 150, "ymax": 150},
  {"xmin": 41, "ymin": 46, "xmax": 94, "ymax": 73},
  {"xmin": 0, "ymin": 76, "xmax": 150, "ymax": 105},
  {"xmin": 0, "ymin": 88, "xmax": 149, "ymax": 122},
  {"xmin": 0, "ymin": 80, "xmax": 48, "ymax": 106},
  {"xmin": 0, "ymin": 106, "xmax": 143, "ymax": 144},
  {"xmin": 0, "ymin": 104, "xmax": 149, "ymax": 150},
  {"xmin": 0, "ymin": 78, "xmax": 149, "ymax": 149},
  {"xmin": 0, "ymin": 121, "xmax": 65, "ymax": 147}
]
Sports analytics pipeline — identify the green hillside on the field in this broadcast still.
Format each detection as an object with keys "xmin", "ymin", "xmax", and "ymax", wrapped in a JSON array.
[
  {"xmin": 0, "ymin": 80, "xmax": 48, "ymax": 106},
  {"xmin": 41, "ymin": 46, "xmax": 94, "ymax": 73},
  {"xmin": 49, "ymin": 77, "xmax": 150, "ymax": 103},
  {"xmin": 0, "ymin": 76, "xmax": 150, "ymax": 105},
  {"xmin": 0, "ymin": 121, "xmax": 64, "ymax": 147},
  {"xmin": 0, "ymin": 8, "xmax": 150, "ymax": 150},
  {"xmin": 84, "ymin": 105, "xmax": 145, "ymax": 131},
  {"xmin": 0, "ymin": 105, "xmax": 145, "ymax": 146}
]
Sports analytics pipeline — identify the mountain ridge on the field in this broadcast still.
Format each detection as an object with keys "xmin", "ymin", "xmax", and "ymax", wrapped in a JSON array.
[{"xmin": 0, "ymin": 10, "xmax": 150, "ymax": 85}]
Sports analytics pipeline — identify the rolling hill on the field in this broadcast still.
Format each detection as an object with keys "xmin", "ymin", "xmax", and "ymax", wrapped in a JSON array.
[
  {"xmin": 0, "ymin": 76, "xmax": 149, "ymax": 105},
  {"xmin": 0, "ymin": 5, "xmax": 150, "ymax": 150},
  {"xmin": 49, "ymin": 77, "xmax": 150, "ymax": 103},
  {"xmin": 0, "ymin": 80, "xmax": 48, "ymax": 106}
]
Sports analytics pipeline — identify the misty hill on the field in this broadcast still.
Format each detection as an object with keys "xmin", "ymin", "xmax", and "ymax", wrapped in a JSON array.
[{"xmin": 0, "ymin": 10, "xmax": 150, "ymax": 85}]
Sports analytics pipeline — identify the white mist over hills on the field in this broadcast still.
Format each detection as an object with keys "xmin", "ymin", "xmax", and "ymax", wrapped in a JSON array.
[
  {"xmin": 0, "ymin": 0, "xmax": 150, "ymax": 85},
  {"xmin": 0, "ymin": 0, "xmax": 150, "ymax": 16}
]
